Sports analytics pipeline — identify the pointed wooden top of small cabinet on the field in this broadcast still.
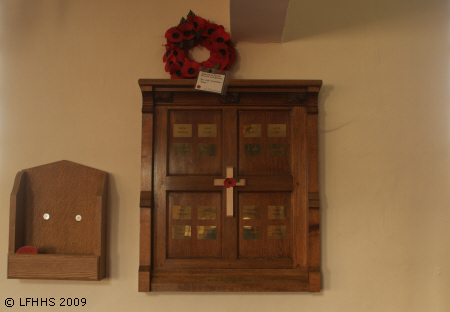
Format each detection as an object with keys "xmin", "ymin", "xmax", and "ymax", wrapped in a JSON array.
[
  {"xmin": 17, "ymin": 160, "xmax": 107, "ymax": 197},
  {"xmin": 21, "ymin": 160, "xmax": 106, "ymax": 174}
]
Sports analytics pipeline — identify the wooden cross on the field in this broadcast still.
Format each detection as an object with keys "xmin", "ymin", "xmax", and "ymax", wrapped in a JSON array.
[{"xmin": 214, "ymin": 167, "xmax": 246, "ymax": 217}]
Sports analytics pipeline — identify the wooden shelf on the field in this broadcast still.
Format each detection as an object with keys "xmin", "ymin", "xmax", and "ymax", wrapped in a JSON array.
[
  {"xmin": 8, "ymin": 254, "xmax": 100, "ymax": 281},
  {"xmin": 8, "ymin": 160, "xmax": 108, "ymax": 281}
]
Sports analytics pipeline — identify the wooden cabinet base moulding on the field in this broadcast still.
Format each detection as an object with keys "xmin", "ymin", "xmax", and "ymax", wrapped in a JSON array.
[
  {"xmin": 138, "ymin": 79, "xmax": 322, "ymax": 292},
  {"xmin": 8, "ymin": 160, "xmax": 108, "ymax": 281}
]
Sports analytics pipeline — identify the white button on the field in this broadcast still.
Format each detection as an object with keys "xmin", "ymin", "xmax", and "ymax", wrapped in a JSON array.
[
  {"xmin": 76, "ymin": 215, "xmax": 82, "ymax": 222},
  {"xmin": 43, "ymin": 213, "xmax": 50, "ymax": 220}
]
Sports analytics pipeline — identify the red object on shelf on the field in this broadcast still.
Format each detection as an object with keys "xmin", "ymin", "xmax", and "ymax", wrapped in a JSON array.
[{"xmin": 16, "ymin": 246, "xmax": 38, "ymax": 254}]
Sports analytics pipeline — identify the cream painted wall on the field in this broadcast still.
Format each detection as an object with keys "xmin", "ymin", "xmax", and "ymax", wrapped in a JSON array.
[{"xmin": 1, "ymin": 0, "xmax": 449, "ymax": 311}]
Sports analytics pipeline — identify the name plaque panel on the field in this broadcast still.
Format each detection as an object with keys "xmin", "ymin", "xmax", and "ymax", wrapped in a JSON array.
[
  {"xmin": 173, "ymin": 206, "xmax": 192, "ymax": 219},
  {"xmin": 243, "ymin": 124, "xmax": 261, "ymax": 137},
  {"xmin": 268, "ymin": 124, "xmax": 287, "ymax": 137},
  {"xmin": 198, "ymin": 206, "xmax": 216, "ymax": 220},
  {"xmin": 198, "ymin": 143, "xmax": 217, "ymax": 157},
  {"xmin": 268, "ymin": 206, "xmax": 287, "ymax": 219},
  {"xmin": 173, "ymin": 143, "xmax": 192, "ymax": 156},
  {"xmin": 242, "ymin": 206, "xmax": 261, "ymax": 219},
  {"xmin": 243, "ymin": 226, "xmax": 262, "ymax": 239},
  {"xmin": 172, "ymin": 225, "xmax": 192, "ymax": 239},
  {"xmin": 173, "ymin": 124, "xmax": 192, "ymax": 137},
  {"xmin": 244, "ymin": 144, "xmax": 262, "ymax": 157},
  {"xmin": 268, "ymin": 226, "xmax": 287, "ymax": 239},
  {"xmin": 198, "ymin": 124, "xmax": 217, "ymax": 137},
  {"xmin": 268, "ymin": 144, "xmax": 287, "ymax": 157},
  {"xmin": 197, "ymin": 226, "xmax": 217, "ymax": 239}
]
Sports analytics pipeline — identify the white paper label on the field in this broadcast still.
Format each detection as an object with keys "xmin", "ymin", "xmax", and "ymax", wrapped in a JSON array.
[{"xmin": 195, "ymin": 71, "xmax": 226, "ymax": 94}]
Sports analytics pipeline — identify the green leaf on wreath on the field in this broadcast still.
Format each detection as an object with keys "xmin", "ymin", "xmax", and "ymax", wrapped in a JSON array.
[
  {"xmin": 188, "ymin": 39, "xmax": 194, "ymax": 47},
  {"xmin": 194, "ymin": 31, "xmax": 201, "ymax": 39},
  {"xmin": 211, "ymin": 64, "xmax": 220, "ymax": 72},
  {"xmin": 187, "ymin": 10, "xmax": 196, "ymax": 17},
  {"xmin": 177, "ymin": 41, "xmax": 184, "ymax": 48},
  {"xmin": 180, "ymin": 17, "xmax": 187, "ymax": 24}
]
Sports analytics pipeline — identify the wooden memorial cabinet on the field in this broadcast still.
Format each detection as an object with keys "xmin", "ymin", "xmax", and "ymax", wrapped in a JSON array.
[{"xmin": 138, "ymin": 79, "xmax": 322, "ymax": 292}]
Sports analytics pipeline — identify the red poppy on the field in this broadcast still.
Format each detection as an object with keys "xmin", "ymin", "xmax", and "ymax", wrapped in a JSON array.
[
  {"xmin": 219, "ymin": 58, "xmax": 229, "ymax": 70},
  {"xmin": 176, "ymin": 58, "xmax": 185, "ymax": 69},
  {"xmin": 210, "ymin": 28, "xmax": 231, "ymax": 44},
  {"xmin": 178, "ymin": 23, "xmax": 195, "ymax": 40},
  {"xmin": 165, "ymin": 59, "xmax": 173, "ymax": 72},
  {"xmin": 165, "ymin": 57, "xmax": 176, "ymax": 72},
  {"xmin": 202, "ymin": 38, "xmax": 212, "ymax": 48},
  {"xmin": 165, "ymin": 28, "xmax": 183, "ymax": 43},
  {"xmin": 181, "ymin": 59, "xmax": 201, "ymax": 78},
  {"xmin": 210, "ymin": 42, "xmax": 229, "ymax": 56},
  {"xmin": 164, "ymin": 51, "xmax": 185, "ymax": 72},
  {"xmin": 224, "ymin": 178, "xmax": 236, "ymax": 188},
  {"xmin": 209, "ymin": 51, "xmax": 229, "ymax": 70},
  {"xmin": 16, "ymin": 246, "xmax": 38, "ymax": 254},
  {"xmin": 190, "ymin": 40, "xmax": 200, "ymax": 49},
  {"xmin": 163, "ymin": 49, "xmax": 173, "ymax": 62},
  {"xmin": 163, "ymin": 48, "xmax": 185, "ymax": 62},
  {"xmin": 170, "ymin": 63, "xmax": 185, "ymax": 79},
  {"xmin": 187, "ymin": 15, "xmax": 205, "ymax": 32},
  {"xmin": 165, "ymin": 42, "xmax": 178, "ymax": 49},
  {"xmin": 202, "ymin": 22, "xmax": 224, "ymax": 37},
  {"xmin": 201, "ymin": 59, "xmax": 216, "ymax": 68},
  {"xmin": 165, "ymin": 41, "xmax": 183, "ymax": 51}
]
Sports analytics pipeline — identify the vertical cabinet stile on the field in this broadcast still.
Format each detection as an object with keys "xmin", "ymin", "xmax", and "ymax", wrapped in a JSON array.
[{"xmin": 139, "ymin": 89, "xmax": 154, "ymax": 292}]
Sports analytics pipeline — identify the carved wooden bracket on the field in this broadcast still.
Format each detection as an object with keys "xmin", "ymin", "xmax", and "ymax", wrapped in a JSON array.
[
  {"xmin": 308, "ymin": 192, "xmax": 320, "ymax": 208},
  {"xmin": 140, "ymin": 191, "xmax": 152, "ymax": 208},
  {"xmin": 154, "ymin": 91, "xmax": 173, "ymax": 103},
  {"xmin": 219, "ymin": 92, "xmax": 240, "ymax": 104},
  {"xmin": 142, "ymin": 91, "xmax": 153, "ymax": 105},
  {"xmin": 287, "ymin": 92, "xmax": 308, "ymax": 104}
]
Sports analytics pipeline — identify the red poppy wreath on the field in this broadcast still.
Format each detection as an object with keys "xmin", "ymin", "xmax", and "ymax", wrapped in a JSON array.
[{"xmin": 164, "ymin": 10, "xmax": 236, "ymax": 79}]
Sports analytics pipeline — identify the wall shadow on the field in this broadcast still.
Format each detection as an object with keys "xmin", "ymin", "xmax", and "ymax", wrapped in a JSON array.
[{"xmin": 282, "ymin": 0, "xmax": 441, "ymax": 41}]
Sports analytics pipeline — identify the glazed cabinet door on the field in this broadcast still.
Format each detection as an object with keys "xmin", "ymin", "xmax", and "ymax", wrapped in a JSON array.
[
  {"xmin": 152, "ymin": 107, "xmax": 307, "ymax": 270},
  {"xmin": 236, "ymin": 108, "xmax": 307, "ymax": 269},
  {"xmin": 153, "ymin": 108, "xmax": 225, "ymax": 269}
]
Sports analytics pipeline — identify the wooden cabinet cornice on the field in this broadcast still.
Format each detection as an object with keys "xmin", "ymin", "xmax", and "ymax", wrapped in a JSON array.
[{"xmin": 138, "ymin": 79, "xmax": 322, "ymax": 292}]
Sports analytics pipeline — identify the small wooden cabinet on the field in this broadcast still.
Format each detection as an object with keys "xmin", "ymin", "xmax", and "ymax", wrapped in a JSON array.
[
  {"xmin": 8, "ymin": 160, "xmax": 108, "ymax": 281},
  {"xmin": 138, "ymin": 79, "xmax": 322, "ymax": 291}
]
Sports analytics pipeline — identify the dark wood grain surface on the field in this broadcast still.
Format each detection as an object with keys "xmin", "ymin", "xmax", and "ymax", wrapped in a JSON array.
[
  {"xmin": 238, "ymin": 192, "xmax": 291, "ymax": 259},
  {"xmin": 8, "ymin": 254, "xmax": 100, "ymax": 280},
  {"xmin": 169, "ymin": 110, "xmax": 223, "ymax": 175},
  {"xmin": 139, "ymin": 79, "xmax": 322, "ymax": 292},
  {"xmin": 168, "ymin": 192, "xmax": 222, "ymax": 259},
  {"xmin": 139, "ymin": 108, "xmax": 154, "ymax": 291}
]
